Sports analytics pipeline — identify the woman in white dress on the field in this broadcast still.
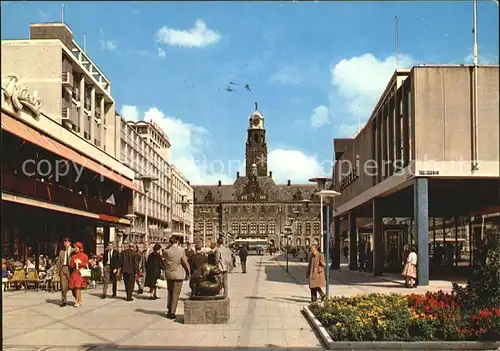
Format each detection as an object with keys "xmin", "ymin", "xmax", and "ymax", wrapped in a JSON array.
[{"xmin": 402, "ymin": 245, "xmax": 417, "ymax": 288}]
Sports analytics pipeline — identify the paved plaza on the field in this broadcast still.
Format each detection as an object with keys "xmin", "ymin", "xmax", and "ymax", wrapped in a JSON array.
[
  {"xmin": 3, "ymin": 255, "xmax": 323, "ymax": 351},
  {"xmin": 276, "ymin": 255, "xmax": 456, "ymax": 296},
  {"xmin": 2, "ymin": 254, "xmax": 456, "ymax": 351}
]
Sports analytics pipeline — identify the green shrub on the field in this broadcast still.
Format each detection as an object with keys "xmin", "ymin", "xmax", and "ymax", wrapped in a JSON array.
[{"xmin": 453, "ymin": 237, "xmax": 500, "ymax": 311}]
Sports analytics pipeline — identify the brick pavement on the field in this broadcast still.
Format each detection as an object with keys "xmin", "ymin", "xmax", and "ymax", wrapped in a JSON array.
[
  {"xmin": 274, "ymin": 254, "xmax": 455, "ymax": 296},
  {"xmin": 2, "ymin": 255, "xmax": 324, "ymax": 351}
]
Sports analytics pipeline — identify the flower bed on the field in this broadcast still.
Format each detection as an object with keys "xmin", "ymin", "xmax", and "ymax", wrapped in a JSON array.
[{"xmin": 309, "ymin": 292, "xmax": 500, "ymax": 342}]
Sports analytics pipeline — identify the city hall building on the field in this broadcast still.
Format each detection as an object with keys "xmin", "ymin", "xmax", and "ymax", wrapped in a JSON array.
[
  {"xmin": 192, "ymin": 107, "xmax": 321, "ymax": 249},
  {"xmin": 1, "ymin": 22, "xmax": 138, "ymax": 260},
  {"xmin": 330, "ymin": 65, "xmax": 500, "ymax": 285}
]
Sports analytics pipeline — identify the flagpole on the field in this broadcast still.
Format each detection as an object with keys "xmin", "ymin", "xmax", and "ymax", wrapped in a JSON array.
[
  {"xmin": 472, "ymin": 0, "xmax": 479, "ymax": 171},
  {"xmin": 395, "ymin": 15, "xmax": 399, "ymax": 69},
  {"xmin": 61, "ymin": 4, "xmax": 65, "ymax": 23}
]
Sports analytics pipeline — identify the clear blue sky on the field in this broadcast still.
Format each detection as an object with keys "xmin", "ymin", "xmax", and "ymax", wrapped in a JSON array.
[{"xmin": 2, "ymin": 1, "xmax": 498, "ymax": 184}]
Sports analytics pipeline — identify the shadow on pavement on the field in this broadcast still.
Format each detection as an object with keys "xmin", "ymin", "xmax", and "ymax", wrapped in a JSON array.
[
  {"xmin": 273, "ymin": 296, "xmax": 310, "ymax": 304},
  {"xmin": 134, "ymin": 308, "xmax": 165, "ymax": 317},
  {"xmin": 82, "ymin": 345, "xmax": 323, "ymax": 350}
]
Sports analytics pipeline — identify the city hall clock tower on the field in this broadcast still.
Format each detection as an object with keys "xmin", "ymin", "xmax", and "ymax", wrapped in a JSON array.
[{"xmin": 245, "ymin": 103, "xmax": 268, "ymax": 178}]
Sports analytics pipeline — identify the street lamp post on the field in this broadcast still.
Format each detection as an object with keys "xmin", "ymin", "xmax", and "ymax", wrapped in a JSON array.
[
  {"xmin": 124, "ymin": 213, "xmax": 137, "ymax": 248},
  {"xmin": 178, "ymin": 195, "xmax": 192, "ymax": 244},
  {"xmin": 277, "ymin": 206, "xmax": 283, "ymax": 252},
  {"xmin": 286, "ymin": 210, "xmax": 301, "ymax": 273},
  {"xmin": 316, "ymin": 189, "xmax": 341, "ymax": 298},
  {"xmin": 136, "ymin": 175, "xmax": 158, "ymax": 246}
]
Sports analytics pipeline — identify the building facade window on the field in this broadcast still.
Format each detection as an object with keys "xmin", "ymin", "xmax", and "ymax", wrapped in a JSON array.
[
  {"xmin": 296, "ymin": 222, "xmax": 303, "ymax": 235},
  {"xmin": 241, "ymin": 223, "xmax": 248, "ymax": 235},
  {"xmin": 259, "ymin": 221, "xmax": 267, "ymax": 235},
  {"xmin": 206, "ymin": 222, "xmax": 213, "ymax": 234},
  {"xmin": 231, "ymin": 221, "xmax": 239, "ymax": 234},
  {"xmin": 313, "ymin": 221, "xmax": 320, "ymax": 234},
  {"xmin": 306, "ymin": 222, "xmax": 311, "ymax": 235},
  {"xmin": 268, "ymin": 221, "xmax": 275, "ymax": 234},
  {"xmin": 250, "ymin": 222, "xmax": 257, "ymax": 235}
]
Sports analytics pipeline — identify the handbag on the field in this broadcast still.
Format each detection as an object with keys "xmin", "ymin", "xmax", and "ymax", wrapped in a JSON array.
[
  {"xmin": 156, "ymin": 279, "xmax": 167, "ymax": 289},
  {"xmin": 80, "ymin": 267, "xmax": 91, "ymax": 278}
]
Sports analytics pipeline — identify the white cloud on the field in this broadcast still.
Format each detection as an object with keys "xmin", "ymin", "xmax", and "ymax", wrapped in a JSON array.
[
  {"xmin": 270, "ymin": 65, "xmax": 304, "ymax": 85},
  {"xmin": 156, "ymin": 19, "xmax": 221, "ymax": 48},
  {"xmin": 268, "ymin": 149, "xmax": 330, "ymax": 184},
  {"xmin": 464, "ymin": 46, "xmax": 499, "ymax": 64},
  {"xmin": 310, "ymin": 105, "xmax": 329, "ymax": 128},
  {"xmin": 120, "ymin": 105, "xmax": 139, "ymax": 122},
  {"xmin": 330, "ymin": 53, "xmax": 416, "ymax": 137},
  {"xmin": 157, "ymin": 48, "xmax": 166, "ymax": 58},
  {"xmin": 99, "ymin": 39, "xmax": 117, "ymax": 51},
  {"xmin": 119, "ymin": 105, "xmax": 232, "ymax": 185},
  {"xmin": 119, "ymin": 105, "xmax": 327, "ymax": 185}
]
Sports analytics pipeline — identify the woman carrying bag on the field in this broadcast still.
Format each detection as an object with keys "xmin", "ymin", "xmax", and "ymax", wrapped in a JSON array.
[
  {"xmin": 69, "ymin": 242, "xmax": 90, "ymax": 307},
  {"xmin": 145, "ymin": 244, "xmax": 164, "ymax": 300}
]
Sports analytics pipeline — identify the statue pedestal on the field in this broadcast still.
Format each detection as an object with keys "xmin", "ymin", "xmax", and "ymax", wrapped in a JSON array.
[{"xmin": 184, "ymin": 297, "xmax": 230, "ymax": 324}]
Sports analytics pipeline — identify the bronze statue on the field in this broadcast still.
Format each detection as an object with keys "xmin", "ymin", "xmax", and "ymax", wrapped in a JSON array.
[{"xmin": 189, "ymin": 264, "xmax": 223, "ymax": 298}]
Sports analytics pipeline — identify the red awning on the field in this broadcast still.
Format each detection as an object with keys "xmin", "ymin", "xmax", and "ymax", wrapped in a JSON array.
[{"xmin": 1, "ymin": 112, "xmax": 140, "ymax": 192}]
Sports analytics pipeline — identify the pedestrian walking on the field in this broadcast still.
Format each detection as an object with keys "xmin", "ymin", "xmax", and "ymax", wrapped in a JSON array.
[
  {"xmin": 307, "ymin": 244, "xmax": 326, "ymax": 302},
  {"xmin": 402, "ymin": 244, "xmax": 418, "ymax": 288},
  {"xmin": 162, "ymin": 236, "xmax": 190, "ymax": 320},
  {"xmin": 207, "ymin": 243, "xmax": 217, "ymax": 265},
  {"xmin": 190, "ymin": 244, "xmax": 207, "ymax": 273},
  {"xmin": 135, "ymin": 245, "xmax": 145, "ymax": 294},
  {"xmin": 68, "ymin": 242, "xmax": 89, "ymax": 307},
  {"xmin": 144, "ymin": 243, "xmax": 164, "ymax": 300},
  {"xmin": 101, "ymin": 242, "xmax": 119, "ymax": 299},
  {"xmin": 239, "ymin": 245, "xmax": 248, "ymax": 273},
  {"xmin": 120, "ymin": 243, "xmax": 139, "ymax": 301},
  {"xmin": 57, "ymin": 237, "xmax": 74, "ymax": 307}
]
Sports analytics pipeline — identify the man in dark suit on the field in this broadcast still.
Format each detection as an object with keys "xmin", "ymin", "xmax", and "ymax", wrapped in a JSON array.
[
  {"xmin": 191, "ymin": 244, "xmax": 207, "ymax": 273},
  {"xmin": 120, "ymin": 242, "xmax": 139, "ymax": 301},
  {"xmin": 102, "ymin": 242, "xmax": 120, "ymax": 299},
  {"xmin": 239, "ymin": 245, "xmax": 248, "ymax": 274},
  {"xmin": 57, "ymin": 237, "xmax": 74, "ymax": 307}
]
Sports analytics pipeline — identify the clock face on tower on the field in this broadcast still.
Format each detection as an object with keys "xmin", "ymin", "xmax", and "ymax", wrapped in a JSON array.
[{"xmin": 252, "ymin": 117, "xmax": 260, "ymax": 127}]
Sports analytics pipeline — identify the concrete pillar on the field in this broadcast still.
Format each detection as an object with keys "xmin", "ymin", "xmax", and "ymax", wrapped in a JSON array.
[
  {"xmin": 332, "ymin": 216, "xmax": 341, "ymax": 270},
  {"xmin": 372, "ymin": 199, "xmax": 384, "ymax": 276},
  {"xmin": 79, "ymin": 76, "xmax": 85, "ymax": 137},
  {"xmin": 90, "ymin": 87, "xmax": 95, "ymax": 142},
  {"xmin": 414, "ymin": 178, "xmax": 429, "ymax": 286},
  {"xmin": 100, "ymin": 98, "xmax": 106, "ymax": 150},
  {"xmin": 348, "ymin": 211, "xmax": 358, "ymax": 270}
]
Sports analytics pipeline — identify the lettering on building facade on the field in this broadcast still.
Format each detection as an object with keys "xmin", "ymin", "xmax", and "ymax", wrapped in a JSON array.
[
  {"xmin": 3, "ymin": 75, "xmax": 43, "ymax": 117},
  {"xmin": 340, "ymin": 166, "xmax": 359, "ymax": 190}
]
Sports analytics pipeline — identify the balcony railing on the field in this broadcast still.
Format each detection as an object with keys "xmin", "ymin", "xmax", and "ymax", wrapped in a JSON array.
[{"xmin": 2, "ymin": 172, "xmax": 127, "ymax": 217}]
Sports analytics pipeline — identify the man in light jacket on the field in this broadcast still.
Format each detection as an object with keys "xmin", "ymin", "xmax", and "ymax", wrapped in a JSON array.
[
  {"xmin": 216, "ymin": 238, "xmax": 233, "ymax": 298},
  {"xmin": 162, "ymin": 236, "xmax": 190, "ymax": 319}
]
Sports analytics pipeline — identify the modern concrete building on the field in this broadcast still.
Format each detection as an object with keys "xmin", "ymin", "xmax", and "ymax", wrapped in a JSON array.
[
  {"xmin": 331, "ymin": 65, "xmax": 500, "ymax": 285},
  {"xmin": 119, "ymin": 115, "xmax": 172, "ymax": 245},
  {"xmin": 1, "ymin": 22, "xmax": 118, "ymax": 156},
  {"xmin": 129, "ymin": 119, "xmax": 171, "ymax": 162},
  {"xmin": 1, "ymin": 78, "xmax": 137, "ymax": 260},
  {"xmin": 171, "ymin": 165, "xmax": 194, "ymax": 242},
  {"xmin": 192, "ymin": 106, "xmax": 321, "ymax": 250}
]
